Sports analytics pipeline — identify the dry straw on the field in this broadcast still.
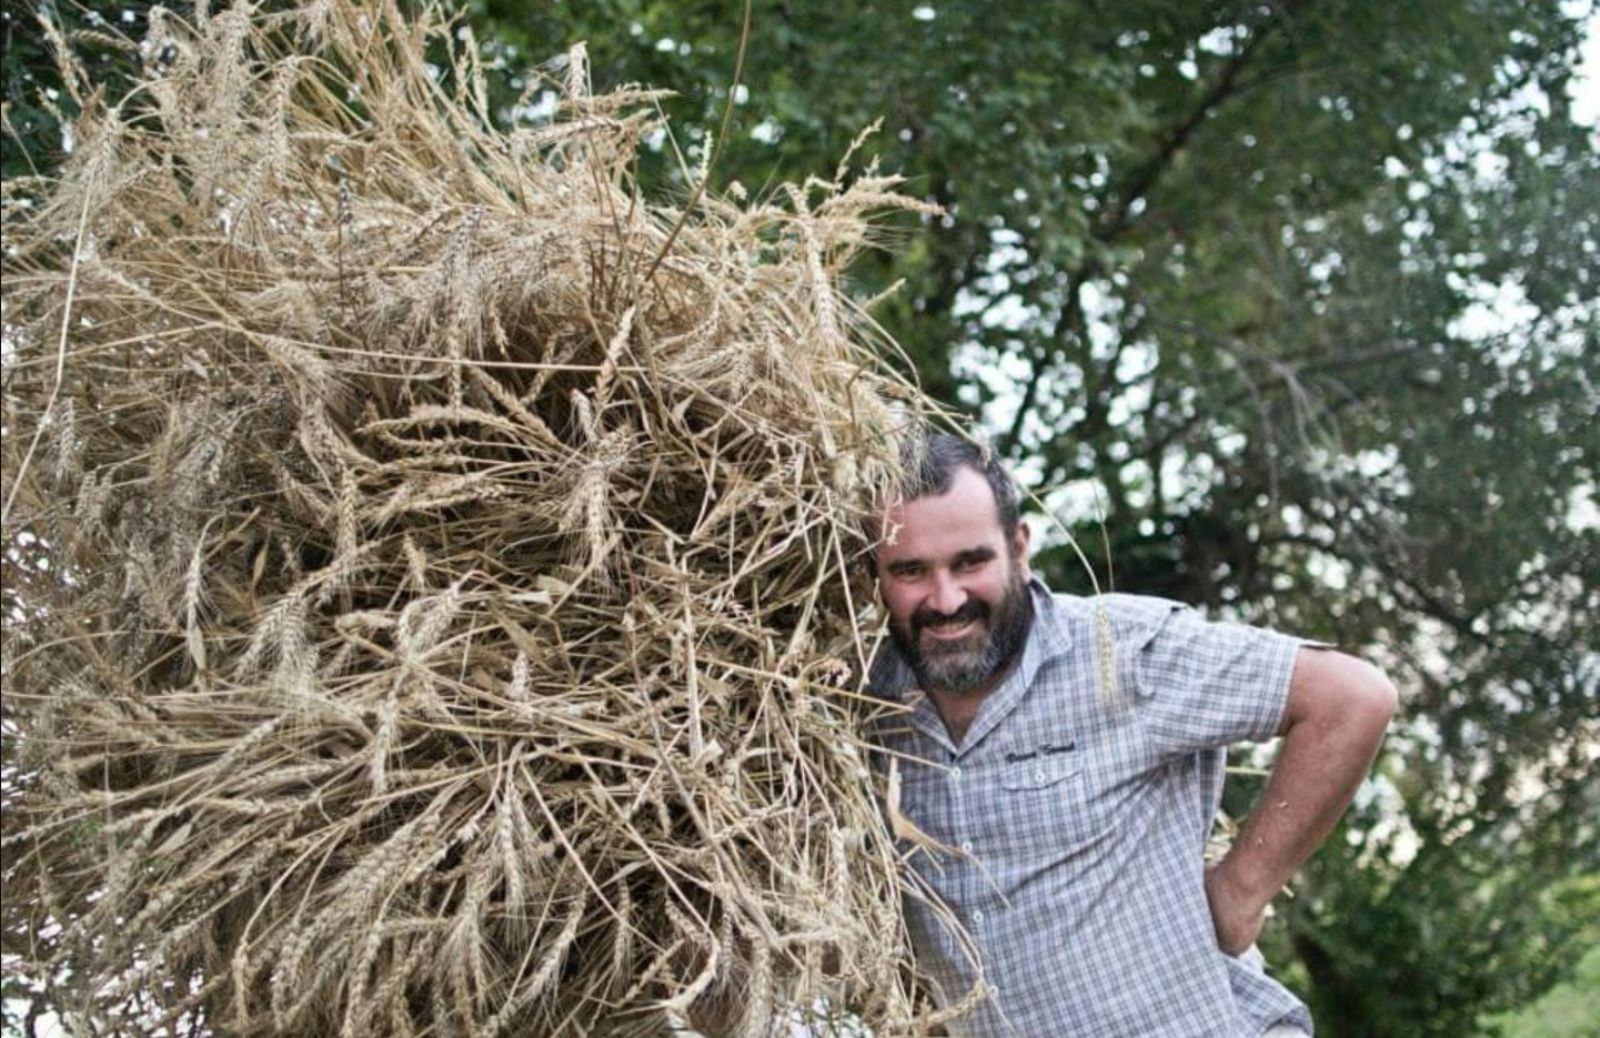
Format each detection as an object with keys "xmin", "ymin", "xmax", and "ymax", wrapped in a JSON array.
[{"xmin": 0, "ymin": 1, "xmax": 974, "ymax": 1033}]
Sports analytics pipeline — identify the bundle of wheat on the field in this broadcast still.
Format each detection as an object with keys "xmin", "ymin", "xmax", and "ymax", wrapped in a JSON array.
[{"xmin": 0, "ymin": 2, "xmax": 976, "ymax": 1034}]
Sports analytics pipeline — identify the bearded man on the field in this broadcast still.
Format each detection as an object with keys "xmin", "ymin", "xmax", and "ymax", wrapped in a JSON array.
[{"xmin": 867, "ymin": 434, "xmax": 1396, "ymax": 1037}]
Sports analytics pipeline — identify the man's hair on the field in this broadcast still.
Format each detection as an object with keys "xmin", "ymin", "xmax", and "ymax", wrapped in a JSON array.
[{"xmin": 900, "ymin": 433, "xmax": 1021, "ymax": 539}]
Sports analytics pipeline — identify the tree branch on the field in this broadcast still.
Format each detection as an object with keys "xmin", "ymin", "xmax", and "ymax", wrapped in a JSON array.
[
  {"xmin": 1095, "ymin": 5, "xmax": 1292, "ymax": 242},
  {"xmin": 1001, "ymin": 268, "xmax": 1092, "ymax": 454}
]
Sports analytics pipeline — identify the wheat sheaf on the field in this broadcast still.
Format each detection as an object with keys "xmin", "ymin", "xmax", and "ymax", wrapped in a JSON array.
[{"xmin": 0, "ymin": 2, "xmax": 978, "ymax": 1034}]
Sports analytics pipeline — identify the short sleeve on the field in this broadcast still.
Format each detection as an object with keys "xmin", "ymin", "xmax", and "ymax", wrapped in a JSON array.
[{"xmin": 1127, "ymin": 601, "xmax": 1306, "ymax": 757}]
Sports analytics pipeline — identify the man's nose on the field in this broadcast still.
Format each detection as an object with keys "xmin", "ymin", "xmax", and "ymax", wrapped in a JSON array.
[{"xmin": 928, "ymin": 571, "xmax": 967, "ymax": 616}]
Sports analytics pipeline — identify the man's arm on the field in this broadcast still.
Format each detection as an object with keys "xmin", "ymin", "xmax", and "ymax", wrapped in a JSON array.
[{"xmin": 1205, "ymin": 646, "xmax": 1398, "ymax": 954}]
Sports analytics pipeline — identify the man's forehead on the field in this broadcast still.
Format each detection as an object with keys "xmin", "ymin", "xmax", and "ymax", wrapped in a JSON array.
[{"xmin": 880, "ymin": 467, "xmax": 1004, "ymax": 540}]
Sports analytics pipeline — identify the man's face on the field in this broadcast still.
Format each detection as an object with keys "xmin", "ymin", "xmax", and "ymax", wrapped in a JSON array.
[{"xmin": 874, "ymin": 466, "xmax": 1033, "ymax": 698}]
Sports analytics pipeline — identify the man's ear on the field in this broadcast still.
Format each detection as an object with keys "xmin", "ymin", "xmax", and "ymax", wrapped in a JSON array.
[{"xmin": 1012, "ymin": 520, "xmax": 1032, "ymax": 576}]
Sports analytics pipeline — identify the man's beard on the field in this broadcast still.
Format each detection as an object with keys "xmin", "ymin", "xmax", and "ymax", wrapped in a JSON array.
[{"xmin": 888, "ymin": 568, "xmax": 1033, "ymax": 698}]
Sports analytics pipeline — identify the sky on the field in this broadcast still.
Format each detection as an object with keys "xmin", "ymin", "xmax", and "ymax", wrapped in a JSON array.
[{"xmin": 1573, "ymin": 5, "xmax": 1600, "ymax": 125}]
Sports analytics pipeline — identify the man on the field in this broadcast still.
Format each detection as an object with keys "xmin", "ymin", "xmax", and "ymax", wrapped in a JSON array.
[{"xmin": 867, "ymin": 434, "xmax": 1396, "ymax": 1037}]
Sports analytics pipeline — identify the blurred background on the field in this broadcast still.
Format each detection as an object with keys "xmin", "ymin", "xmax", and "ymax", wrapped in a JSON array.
[{"xmin": 4, "ymin": 1, "xmax": 1596, "ymax": 1035}]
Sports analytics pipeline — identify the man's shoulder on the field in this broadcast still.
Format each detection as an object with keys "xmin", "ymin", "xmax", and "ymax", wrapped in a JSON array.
[{"xmin": 1036, "ymin": 584, "xmax": 1189, "ymax": 640}]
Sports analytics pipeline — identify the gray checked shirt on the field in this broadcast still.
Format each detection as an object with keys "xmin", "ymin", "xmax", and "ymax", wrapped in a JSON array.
[{"xmin": 869, "ymin": 580, "xmax": 1316, "ymax": 1037}]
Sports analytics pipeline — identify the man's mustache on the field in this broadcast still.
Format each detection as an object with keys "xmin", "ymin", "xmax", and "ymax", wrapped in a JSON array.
[{"xmin": 912, "ymin": 598, "xmax": 989, "ymax": 636}]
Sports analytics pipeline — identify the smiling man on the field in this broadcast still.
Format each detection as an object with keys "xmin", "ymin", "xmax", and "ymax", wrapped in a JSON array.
[{"xmin": 867, "ymin": 434, "xmax": 1396, "ymax": 1037}]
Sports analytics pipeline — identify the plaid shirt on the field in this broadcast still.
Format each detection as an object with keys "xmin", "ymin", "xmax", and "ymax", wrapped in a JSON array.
[{"xmin": 869, "ymin": 580, "xmax": 1316, "ymax": 1037}]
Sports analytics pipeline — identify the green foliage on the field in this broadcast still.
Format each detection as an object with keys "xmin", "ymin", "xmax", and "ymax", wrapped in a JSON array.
[
  {"xmin": 1270, "ymin": 831, "xmax": 1600, "ymax": 1036},
  {"xmin": 1486, "ymin": 942, "xmax": 1600, "ymax": 1038},
  {"xmin": 1, "ymin": 2, "xmax": 157, "ymax": 180}
]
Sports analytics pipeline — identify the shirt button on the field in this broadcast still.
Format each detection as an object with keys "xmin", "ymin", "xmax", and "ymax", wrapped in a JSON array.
[
  {"xmin": 972, "ymin": 909, "xmax": 985, "ymax": 923},
  {"xmin": 950, "ymin": 765, "xmax": 962, "ymax": 780},
  {"xmin": 1034, "ymin": 769, "xmax": 1046, "ymax": 782},
  {"xmin": 960, "ymin": 839, "xmax": 973, "ymax": 853}
]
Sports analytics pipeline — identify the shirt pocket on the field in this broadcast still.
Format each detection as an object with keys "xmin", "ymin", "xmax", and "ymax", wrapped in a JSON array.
[
  {"xmin": 991, "ymin": 753, "xmax": 1104, "ymax": 863},
  {"xmin": 999, "ymin": 753, "xmax": 1081, "ymax": 793}
]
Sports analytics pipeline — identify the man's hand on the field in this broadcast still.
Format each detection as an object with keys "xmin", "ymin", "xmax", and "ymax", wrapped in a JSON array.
[{"xmin": 1205, "ymin": 862, "xmax": 1266, "ymax": 956}]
